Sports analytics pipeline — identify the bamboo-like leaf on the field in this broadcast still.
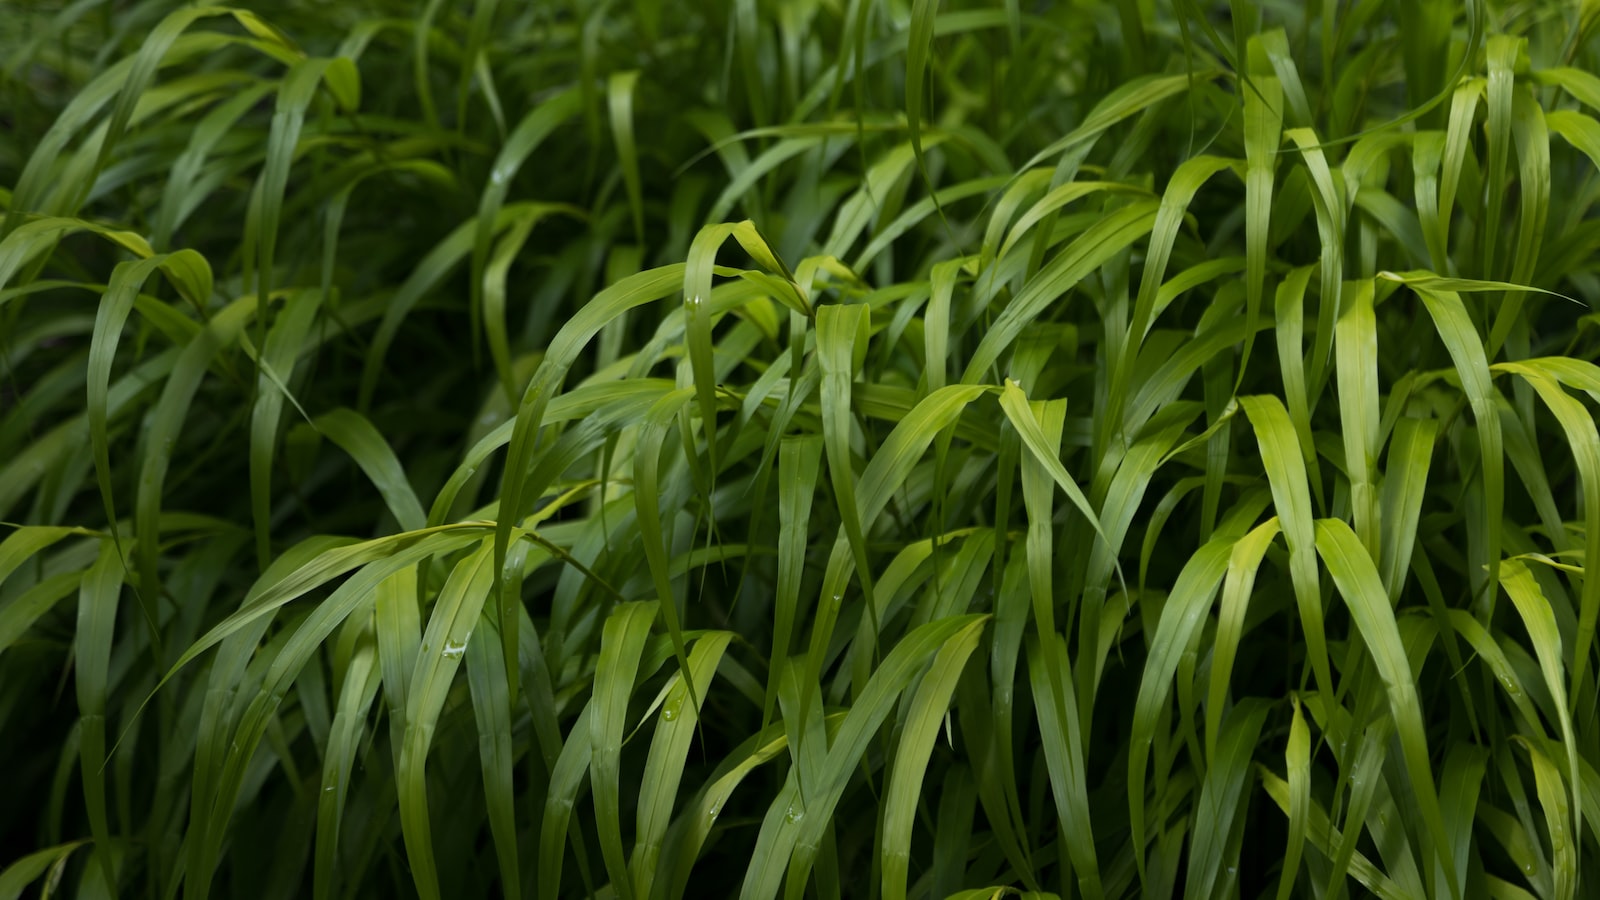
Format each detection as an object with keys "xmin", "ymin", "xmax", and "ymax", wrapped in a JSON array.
[
  {"xmin": 1108, "ymin": 156, "xmax": 1235, "ymax": 446},
  {"xmin": 254, "ymin": 57, "xmax": 357, "ymax": 339},
  {"xmin": 1493, "ymin": 362, "xmax": 1600, "ymax": 703},
  {"xmin": 1382, "ymin": 275, "xmax": 1505, "ymax": 608},
  {"xmin": 1026, "ymin": 632, "xmax": 1102, "ymax": 899},
  {"xmin": 1335, "ymin": 278, "xmax": 1380, "ymax": 554},
  {"xmin": 632, "ymin": 631, "xmax": 732, "ymax": 896},
  {"xmin": 1128, "ymin": 536, "xmax": 1230, "ymax": 883},
  {"xmin": 87, "ymin": 252, "xmax": 211, "ymax": 548},
  {"xmin": 742, "ymin": 615, "xmax": 987, "ymax": 900},
  {"xmin": 73, "ymin": 540, "xmax": 123, "ymax": 893},
  {"xmin": 1260, "ymin": 768, "xmax": 1411, "ymax": 900},
  {"xmin": 1207, "ymin": 517, "xmax": 1280, "ymax": 761},
  {"xmin": 1315, "ymin": 518, "xmax": 1457, "ymax": 900},
  {"xmin": 770, "ymin": 434, "xmax": 823, "ymax": 727},
  {"xmin": 1516, "ymin": 737, "xmax": 1576, "ymax": 900},
  {"xmin": 880, "ymin": 618, "xmax": 983, "ymax": 900},
  {"xmin": 312, "ymin": 620, "xmax": 380, "ymax": 900},
  {"xmin": 1500, "ymin": 560, "xmax": 1581, "ymax": 872},
  {"xmin": 315, "ymin": 408, "xmax": 427, "ymax": 534},
  {"xmin": 609, "ymin": 71, "xmax": 645, "ymax": 247},
  {"xmin": 134, "ymin": 296, "xmax": 256, "ymax": 623},
  {"xmin": 999, "ymin": 381, "xmax": 1116, "ymax": 556},
  {"xmin": 464, "ymin": 608, "xmax": 520, "ymax": 900},
  {"xmin": 591, "ymin": 602, "xmax": 659, "ymax": 900},
  {"xmin": 248, "ymin": 287, "xmax": 322, "ymax": 567},
  {"xmin": 1240, "ymin": 395, "xmax": 1333, "ymax": 702},
  {"xmin": 1277, "ymin": 695, "xmax": 1311, "ymax": 900},
  {"xmin": 963, "ymin": 202, "xmax": 1159, "ymax": 384},
  {"xmin": 3, "ymin": 3, "xmax": 1596, "ymax": 896},
  {"xmin": 0, "ymin": 841, "xmax": 90, "ymax": 900},
  {"xmin": 1184, "ymin": 698, "xmax": 1271, "ymax": 899}
]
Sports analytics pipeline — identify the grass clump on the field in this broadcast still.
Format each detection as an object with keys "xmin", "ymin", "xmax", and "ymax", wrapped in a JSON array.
[{"xmin": 4, "ymin": 0, "xmax": 1600, "ymax": 897}]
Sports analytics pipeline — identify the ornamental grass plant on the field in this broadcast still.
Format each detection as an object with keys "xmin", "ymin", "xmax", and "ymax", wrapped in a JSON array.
[{"xmin": 5, "ymin": 0, "xmax": 1600, "ymax": 897}]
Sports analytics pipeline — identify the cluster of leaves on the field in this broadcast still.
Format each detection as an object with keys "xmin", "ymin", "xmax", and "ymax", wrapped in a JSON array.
[{"xmin": 6, "ymin": 0, "xmax": 1600, "ymax": 897}]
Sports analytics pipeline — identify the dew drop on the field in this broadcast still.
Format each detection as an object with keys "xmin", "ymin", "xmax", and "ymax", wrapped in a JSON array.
[
  {"xmin": 661, "ymin": 698, "xmax": 682, "ymax": 722},
  {"xmin": 708, "ymin": 802, "xmax": 722, "ymax": 820},
  {"xmin": 784, "ymin": 804, "xmax": 805, "ymax": 824},
  {"xmin": 324, "ymin": 785, "xmax": 335, "ymax": 793},
  {"xmin": 442, "ymin": 638, "xmax": 467, "ymax": 659}
]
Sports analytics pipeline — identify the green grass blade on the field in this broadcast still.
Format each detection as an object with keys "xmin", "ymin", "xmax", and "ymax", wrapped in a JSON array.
[
  {"xmin": 1025, "ymin": 632, "xmax": 1102, "ymax": 899},
  {"xmin": 1314, "ymin": 518, "xmax": 1457, "ymax": 900},
  {"xmin": 1207, "ymin": 517, "xmax": 1280, "ymax": 761},
  {"xmin": 314, "ymin": 408, "xmax": 428, "ymax": 534},
  {"xmin": 591, "ymin": 602, "xmax": 660, "ymax": 900},
  {"xmin": 0, "ymin": 841, "xmax": 91, "ymax": 900},
  {"xmin": 609, "ymin": 71, "xmax": 645, "ymax": 248},
  {"xmin": 1335, "ymin": 278, "xmax": 1380, "ymax": 554},
  {"xmin": 1385, "ymin": 275, "xmax": 1505, "ymax": 610},
  {"xmin": 1501, "ymin": 560, "xmax": 1582, "ymax": 859},
  {"xmin": 1128, "ymin": 536, "xmax": 1231, "ymax": 885},
  {"xmin": 633, "ymin": 631, "xmax": 732, "ymax": 896},
  {"xmin": 249, "ymin": 288, "xmax": 322, "ymax": 568},
  {"xmin": 880, "ymin": 616, "xmax": 984, "ymax": 900},
  {"xmin": 73, "ymin": 540, "xmax": 123, "ymax": 893},
  {"xmin": 1184, "ymin": 697, "xmax": 1271, "ymax": 899},
  {"xmin": 770, "ymin": 434, "xmax": 823, "ymax": 727},
  {"xmin": 742, "ymin": 615, "xmax": 986, "ymax": 899},
  {"xmin": 313, "ymin": 622, "xmax": 380, "ymax": 900},
  {"xmin": 1240, "ymin": 395, "xmax": 1333, "ymax": 702},
  {"xmin": 1492, "ymin": 362, "xmax": 1600, "ymax": 705}
]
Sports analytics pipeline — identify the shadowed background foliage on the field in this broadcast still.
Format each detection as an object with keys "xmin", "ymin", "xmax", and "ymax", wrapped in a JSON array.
[{"xmin": 5, "ymin": 0, "xmax": 1600, "ymax": 897}]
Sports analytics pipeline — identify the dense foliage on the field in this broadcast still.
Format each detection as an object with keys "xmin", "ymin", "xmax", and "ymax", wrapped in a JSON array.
[{"xmin": 5, "ymin": 0, "xmax": 1600, "ymax": 897}]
